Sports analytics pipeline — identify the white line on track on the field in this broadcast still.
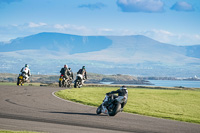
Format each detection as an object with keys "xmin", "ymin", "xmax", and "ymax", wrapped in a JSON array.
[{"xmin": 52, "ymin": 91, "xmax": 94, "ymax": 108}]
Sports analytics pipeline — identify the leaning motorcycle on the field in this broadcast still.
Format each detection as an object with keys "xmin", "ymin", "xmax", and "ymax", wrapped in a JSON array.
[
  {"xmin": 17, "ymin": 73, "xmax": 26, "ymax": 86},
  {"xmin": 74, "ymin": 74, "xmax": 84, "ymax": 88},
  {"xmin": 96, "ymin": 94, "xmax": 127, "ymax": 116},
  {"xmin": 59, "ymin": 75, "xmax": 71, "ymax": 88}
]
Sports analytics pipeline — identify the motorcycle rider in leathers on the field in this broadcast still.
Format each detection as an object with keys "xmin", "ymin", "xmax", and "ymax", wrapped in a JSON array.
[
  {"xmin": 20, "ymin": 64, "xmax": 31, "ymax": 81},
  {"xmin": 104, "ymin": 85, "xmax": 128, "ymax": 111},
  {"xmin": 77, "ymin": 66, "xmax": 87, "ymax": 83},
  {"xmin": 60, "ymin": 64, "xmax": 71, "ymax": 79},
  {"xmin": 68, "ymin": 68, "xmax": 74, "ymax": 80}
]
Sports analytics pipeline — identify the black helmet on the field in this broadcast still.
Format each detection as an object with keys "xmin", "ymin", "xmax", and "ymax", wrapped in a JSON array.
[
  {"xmin": 120, "ymin": 85, "xmax": 127, "ymax": 90},
  {"xmin": 82, "ymin": 66, "xmax": 85, "ymax": 69},
  {"xmin": 64, "ymin": 64, "xmax": 68, "ymax": 68}
]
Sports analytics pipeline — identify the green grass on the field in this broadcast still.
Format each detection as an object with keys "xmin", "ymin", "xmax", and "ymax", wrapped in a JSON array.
[
  {"xmin": 0, "ymin": 82, "xmax": 41, "ymax": 86},
  {"xmin": 0, "ymin": 130, "xmax": 41, "ymax": 133},
  {"xmin": 55, "ymin": 86, "xmax": 200, "ymax": 124}
]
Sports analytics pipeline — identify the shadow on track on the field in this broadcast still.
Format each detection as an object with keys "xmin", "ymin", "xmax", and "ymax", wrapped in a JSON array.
[{"xmin": 47, "ymin": 111, "xmax": 107, "ymax": 116}]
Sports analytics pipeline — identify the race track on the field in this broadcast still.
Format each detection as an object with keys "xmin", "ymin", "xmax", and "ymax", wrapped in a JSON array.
[{"xmin": 0, "ymin": 85, "xmax": 199, "ymax": 133}]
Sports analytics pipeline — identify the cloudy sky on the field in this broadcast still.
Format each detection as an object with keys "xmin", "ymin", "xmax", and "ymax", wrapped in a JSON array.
[{"xmin": 0, "ymin": 0, "xmax": 200, "ymax": 45}]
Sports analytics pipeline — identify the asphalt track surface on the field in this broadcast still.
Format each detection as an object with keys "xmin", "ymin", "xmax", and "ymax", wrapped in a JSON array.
[{"xmin": 0, "ymin": 85, "xmax": 199, "ymax": 133}]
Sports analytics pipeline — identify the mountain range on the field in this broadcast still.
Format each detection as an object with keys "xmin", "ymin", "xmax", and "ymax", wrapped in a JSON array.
[{"xmin": 0, "ymin": 32, "xmax": 200, "ymax": 77}]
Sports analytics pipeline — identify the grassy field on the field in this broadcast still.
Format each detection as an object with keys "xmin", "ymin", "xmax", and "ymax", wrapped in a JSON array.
[
  {"xmin": 55, "ymin": 86, "xmax": 200, "ymax": 124},
  {"xmin": 0, "ymin": 130, "xmax": 40, "ymax": 133}
]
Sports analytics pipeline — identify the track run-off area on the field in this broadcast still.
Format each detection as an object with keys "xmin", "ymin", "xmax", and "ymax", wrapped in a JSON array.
[{"xmin": 0, "ymin": 85, "xmax": 200, "ymax": 133}]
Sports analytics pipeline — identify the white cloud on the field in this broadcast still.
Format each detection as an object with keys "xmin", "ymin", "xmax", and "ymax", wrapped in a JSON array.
[
  {"xmin": 54, "ymin": 24, "xmax": 90, "ymax": 34},
  {"xmin": 54, "ymin": 24, "xmax": 63, "ymax": 29},
  {"xmin": 116, "ymin": 0, "xmax": 164, "ymax": 13},
  {"xmin": 1, "ymin": 23, "xmax": 200, "ymax": 46},
  {"xmin": 142, "ymin": 29, "xmax": 174, "ymax": 43},
  {"xmin": 99, "ymin": 28, "xmax": 113, "ymax": 32},
  {"xmin": 0, "ymin": 23, "xmax": 93, "ymax": 42},
  {"xmin": 195, "ymin": 35, "xmax": 200, "ymax": 40},
  {"xmin": 54, "ymin": 24, "xmax": 68, "ymax": 29},
  {"xmin": 171, "ymin": 1, "xmax": 194, "ymax": 12},
  {"xmin": 28, "ymin": 22, "xmax": 47, "ymax": 28},
  {"xmin": 141, "ymin": 29, "xmax": 200, "ymax": 45}
]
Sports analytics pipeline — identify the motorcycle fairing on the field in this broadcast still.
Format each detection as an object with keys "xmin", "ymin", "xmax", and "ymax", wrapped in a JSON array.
[{"xmin": 116, "ymin": 96, "xmax": 127, "ymax": 104}]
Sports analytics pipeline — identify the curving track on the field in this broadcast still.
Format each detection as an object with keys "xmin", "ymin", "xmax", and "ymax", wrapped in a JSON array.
[{"xmin": 0, "ymin": 85, "xmax": 199, "ymax": 133}]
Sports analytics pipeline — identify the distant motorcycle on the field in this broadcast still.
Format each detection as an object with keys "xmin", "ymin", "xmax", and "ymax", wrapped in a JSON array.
[
  {"xmin": 96, "ymin": 94, "xmax": 126, "ymax": 116},
  {"xmin": 17, "ymin": 73, "xmax": 26, "ymax": 86},
  {"xmin": 59, "ymin": 75, "xmax": 71, "ymax": 88},
  {"xmin": 74, "ymin": 74, "xmax": 84, "ymax": 88}
]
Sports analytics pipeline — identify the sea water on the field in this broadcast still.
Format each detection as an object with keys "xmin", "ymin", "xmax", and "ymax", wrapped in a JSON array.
[
  {"xmin": 101, "ymin": 80, "xmax": 200, "ymax": 88},
  {"xmin": 148, "ymin": 80, "xmax": 200, "ymax": 88}
]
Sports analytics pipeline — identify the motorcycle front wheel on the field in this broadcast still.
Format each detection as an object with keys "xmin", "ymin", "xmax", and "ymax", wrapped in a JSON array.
[
  {"xmin": 78, "ymin": 81, "xmax": 82, "ymax": 88},
  {"xmin": 96, "ymin": 104, "xmax": 102, "ymax": 115},
  {"xmin": 17, "ymin": 78, "xmax": 20, "ymax": 86},
  {"xmin": 108, "ymin": 103, "xmax": 121, "ymax": 116},
  {"xmin": 17, "ymin": 78, "xmax": 23, "ymax": 86},
  {"xmin": 74, "ymin": 80, "xmax": 78, "ymax": 88},
  {"xmin": 67, "ymin": 81, "xmax": 71, "ymax": 88},
  {"xmin": 62, "ymin": 80, "xmax": 66, "ymax": 87},
  {"xmin": 59, "ymin": 81, "xmax": 62, "ymax": 87}
]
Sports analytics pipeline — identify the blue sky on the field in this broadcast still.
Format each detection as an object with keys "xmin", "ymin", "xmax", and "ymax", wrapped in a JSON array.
[{"xmin": 0, "ymin": 0, "xmax": 200, "ymax": 45}]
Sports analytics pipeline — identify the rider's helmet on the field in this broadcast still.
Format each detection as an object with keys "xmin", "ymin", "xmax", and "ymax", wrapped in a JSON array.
[
  {"xmin": 82, "ymin": 66, "xmax": 85, "ymax": 69},
  {"xmin": 120, "ymin": 85, "xmax": 127, "ymax": 90},
  {"xmin": 25, "ymin": 64, "xmax": 29, "ymax": 68},
  {"xmin": 64, "ymin": 64, "xmax": 68, "ymax": 68}
]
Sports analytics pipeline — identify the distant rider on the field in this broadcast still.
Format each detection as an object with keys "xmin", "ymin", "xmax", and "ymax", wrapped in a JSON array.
[
  {"xmin": 60, "ymin": 64, "xmax": 71, "ymax": 80},
  {"xmin": 104, "ymin": 85, "xmax": 128, "ymax": 111},
  {"xmin": 77, "ymin": 66, "xmax": 87, "ymax": 80},
  {"xmin": 20, "ymin": 64, "xmax": 31, "ymax": 81},
  {"xmin": 68, "ymin": 68, "xmax": 74, "ymax": 80}
]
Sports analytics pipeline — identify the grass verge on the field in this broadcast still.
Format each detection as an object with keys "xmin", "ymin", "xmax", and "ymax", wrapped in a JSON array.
[
  {"xmin": 55, "ymin": 86, "xmax": 200, "ymax": 124},
  {"xmin": 0, "ymin": 130, "xmax": 41, "ymax": 133},
  {"xmin": 0, "ymin": 82, "xmax": 42, "ymax": 86}
]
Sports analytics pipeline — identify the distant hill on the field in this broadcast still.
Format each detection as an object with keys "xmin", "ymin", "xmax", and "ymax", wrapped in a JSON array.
[
  {"xmin": 67, "ymin": 35, "xmax": 200, "ymax": 65},
  {"xmin": 0, "ymin": 32, "xmax": 200, "ymax": 77},
  {"xmin": 0, "ymin": 32, "xmax": 112, "ymax": 54}
]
